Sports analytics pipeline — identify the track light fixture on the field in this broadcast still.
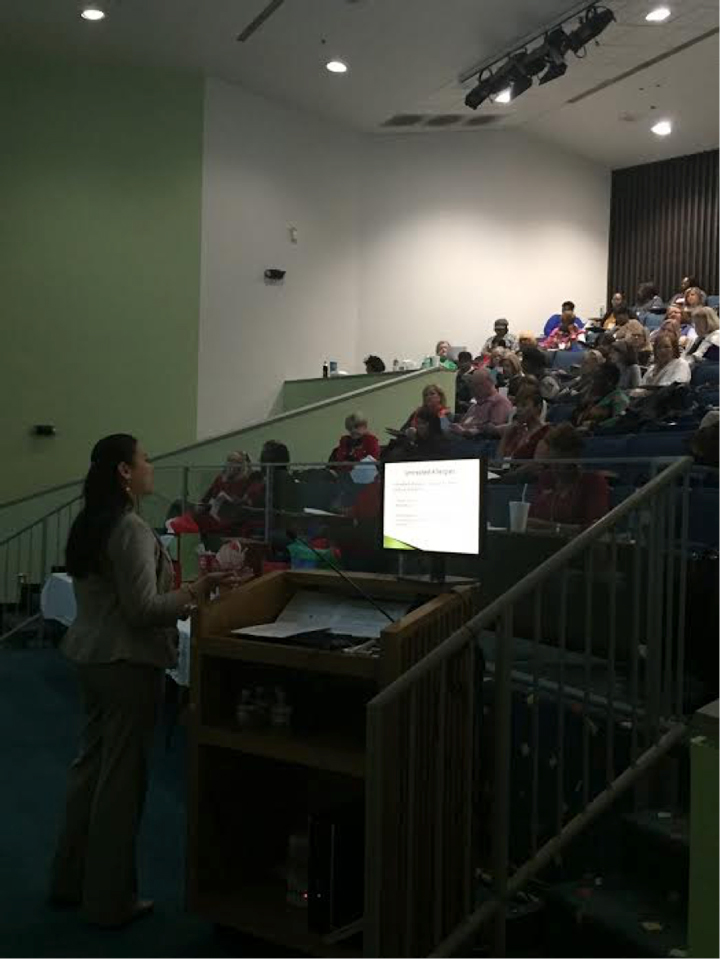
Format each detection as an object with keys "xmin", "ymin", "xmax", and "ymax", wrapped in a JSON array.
[
  {"xmin": 463, "ymin": 1, "xmax": 615, "ymax": 110},
  {"xmin": 568, "ymin": 6, "xmax": 616, "ymax": 53}
]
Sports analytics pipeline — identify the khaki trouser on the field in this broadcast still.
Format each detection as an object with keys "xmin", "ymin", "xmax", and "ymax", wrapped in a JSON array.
[{"xmin": 51, "ymin": 661, "xmax": 163, "ymax": 924}]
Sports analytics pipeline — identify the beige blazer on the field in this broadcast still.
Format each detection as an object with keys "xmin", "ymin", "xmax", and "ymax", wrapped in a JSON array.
[{"xmin": 61, "ymin": 511, "xmax": 185, "ymax": 669}]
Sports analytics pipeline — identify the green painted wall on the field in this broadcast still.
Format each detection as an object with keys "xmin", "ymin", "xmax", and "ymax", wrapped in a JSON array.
[
  {"xmin": 280, "ymin": 371, "xmax": 416, "ymax": 412},
  {"xmin": 689, "ymin": 703, "xmax": 719, "ymax": 959},
  {"xmin": 0, "ymin": 53, "xmax": 204, "ymax": 502}
]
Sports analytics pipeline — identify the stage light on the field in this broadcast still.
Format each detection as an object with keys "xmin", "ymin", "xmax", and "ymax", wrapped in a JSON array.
[
  {"xmin": 545, "ymin": 26, "xmax": 572, "ymax": 59},
  {"xmin": 651, "ymin": 119, "xmax": 672, "ymax": 136},
  {"xmin": 568, "ymin": 6, "xmax": 615, "ymax": 53},
  {"xmin": 326, "ymin": 60, "xmax": 348, "ymax": 73},
  {"xmin": 465, "ymin": 72, "xmax": 495, "ymax": 109},
  {"xmin": 539, "ymin": 60, "xmax": 568, "ymax": 84}
]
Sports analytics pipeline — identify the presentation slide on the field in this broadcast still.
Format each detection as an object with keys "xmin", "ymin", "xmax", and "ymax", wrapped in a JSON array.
[{"xmin": 383, "ymin": 459, "xmax": 481, "ymax": 554}]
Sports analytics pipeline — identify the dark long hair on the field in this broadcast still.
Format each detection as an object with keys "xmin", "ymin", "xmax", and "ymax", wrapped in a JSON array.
[{"xmin": 66, "ymin": 434, "xmax": 137, "ymax": 578}]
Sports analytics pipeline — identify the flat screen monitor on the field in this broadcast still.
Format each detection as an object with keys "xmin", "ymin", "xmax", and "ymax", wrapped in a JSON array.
[{"xmin": 382, "ymin": 459, "xmax": 484, "ymax": 555}]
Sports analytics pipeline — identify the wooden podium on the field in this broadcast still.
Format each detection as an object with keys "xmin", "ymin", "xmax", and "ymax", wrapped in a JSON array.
[{"xmin": 186, "ymin": 569, "xmax": 479, "ymax": 957}]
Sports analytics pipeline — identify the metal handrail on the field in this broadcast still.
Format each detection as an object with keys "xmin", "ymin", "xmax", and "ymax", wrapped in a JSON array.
[
  {"xmin": 0, "ymin": 494, "xmax": 83, "ymax": 548},
  {"xmin": 368, "ymin": 456, "xmax": 693, "ymax": 710}
]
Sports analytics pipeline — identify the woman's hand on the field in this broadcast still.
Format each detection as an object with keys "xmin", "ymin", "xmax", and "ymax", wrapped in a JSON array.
[{"xmin": 189, "ymin": 570, "xmax": 246, "ymax": 599}]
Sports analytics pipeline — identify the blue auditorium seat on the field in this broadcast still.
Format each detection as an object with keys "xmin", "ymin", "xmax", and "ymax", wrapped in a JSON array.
[
  {"xmin": 644, "ymin": 313, "xmax": 664, "ymax": 332},
  {"xmin": 550, "ymin": 350, "xmax": 583, "ymax": 372},
  {"xmin": 691, "ymin": 363, "xmax": 719, "ymax": 389},
  {"xmin": 707, "ymin": 294, "xmax": 719, "ymax": 310},
  {"xmin": 583, "ymin": 434, "xmax": 631, "ymax": 459},
  {"xmin": 627, "ymin": 431, "xmax": 692, "ymax": 458}
]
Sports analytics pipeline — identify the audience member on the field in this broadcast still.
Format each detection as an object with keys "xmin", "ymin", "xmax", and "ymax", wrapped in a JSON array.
[
  {"xmin": 518, "ymin": 331, "xmax": 537, "ymax": 350},
  {"xmin": 672, "ymin": 275, "xmax": 700, "ymax": 305},
  {"xmin": 529, "ymin": 424, "xmax": 610, "ymax": 533},
  {"xmin": 543, "ymin": 300, "xmax": 584, "ymax": 338},
  {"xmin": 640, "ymin": 332, "xmax": 691, "ymax": 387},
  {"xmin": 404, "ymin": 409, "xmax": 453, "ymax": 460},
  {"xmin": 576, "ymin": 363, "xmax": 629, "ymax": 430},
  {"xmin": 685, "ymin": 307, "xmax": 720, "ymax": 366},
  {"xmin": 608, "ymin": 307, "xmax": 631, "ymax": 332},
  {"xmin": 482, "ymin": 318, "xmax": 518, "ymax": 353},
  {"xmin": 245, "ymin": 441, "xmax": 298, "ymax": 511},
  {"xmin": 450, "ymin": 368, "xmax": 512, "ymax": 438},
  {"xmin": 683, "ymin": 286, "xmax": 707, "ymax": 309},
  {"xmin": 402, "ymin": 384, "xmax": 452, "ymax": 435},
  {"xmin": 498, "ymin": 352, "xmax": 524, "ymax": 398},
  {"xmin": 616, "ymin": 319, "xmax": 652, "ymax": 366},
  {"xmin": 542, "ymin": 311, "xmax": 585, "ymax": 350},
  {"xmin": 521, "ymin": 346, "xmax": 560, "ymax": 400},
  {"xmin": 610, "ymin": 339, "xmax": 641, "ymax": 390},
  {"xmin": 330, "ymin": 412, "xmax": 380, "ymax": 465},
  {"xmin": 364, "ymin": 355, "xmax": 386, "ymax": 374},
  {"xmin": 593, "ymin": 330, "xmax": 616, "ymax": 359},
  {"xmin": 455, "ymin": 351, "xmax": 475, "ymax": 415},
  {"xmin": 488, "ymin": 346, "xmax": 508, "ymax": 382},
  {"xmin": 497, "ymin": 389, "xmax": 549, "ymax": 460},
  {"xmin": 435, "ymin": 340, "xmax": 458, "ymax": 371},
  {"xmin": 602, "ymin": 292, "xmax": 634, "ymax": 324},
  {"xmin": 652, "ymin": 304, "xmax": 697, "ymax": 349},
  {"xmin": 634, "ymin": 281, "xmax": 664, "ymax": 313}
]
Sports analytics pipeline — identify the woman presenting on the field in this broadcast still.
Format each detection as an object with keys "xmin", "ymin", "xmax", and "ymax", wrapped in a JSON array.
[{"xmin": 50, "ymin": 434, "xmax": 237, "ymax": 926}]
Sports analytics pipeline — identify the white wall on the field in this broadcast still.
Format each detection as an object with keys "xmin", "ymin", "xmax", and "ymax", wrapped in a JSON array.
[
  {"xmin": 198, "ymin": 80, "xmax": 611, "ymax": 437},
  {"xmin": 356, "ymin": 132, "xmax": 611, "ymax": 362},
  {"xmin": 197, "ymin": 78, "xmax": 361, "ymax": 438}
]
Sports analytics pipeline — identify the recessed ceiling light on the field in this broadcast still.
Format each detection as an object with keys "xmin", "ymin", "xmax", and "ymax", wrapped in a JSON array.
[
  {"xmin": 651, "ymin": 119, "xmax": 672, "ymax": 136},
  {"xmin": 645, "ymin": 6, "xmax": 671, "ymax": 22},
  {"xmin": 80, "ymin": 4, "xmax": 106, "ymax": 20},
  {"xmin": 492, "ymin": 87, "xmax": 512, "ymax": 104},
  {"xmin": 326, "ymin": 60, "xmax": 348, "ymax": 74}
]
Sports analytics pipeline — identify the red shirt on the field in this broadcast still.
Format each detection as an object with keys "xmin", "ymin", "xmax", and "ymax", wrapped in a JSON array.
[
  {"xmin": 332, "ymin": 432, "xmax": 380, "ymax": 464},
  {"xmin": 530, "ymin": 470, "xmax": 609, "ymax": 527}
]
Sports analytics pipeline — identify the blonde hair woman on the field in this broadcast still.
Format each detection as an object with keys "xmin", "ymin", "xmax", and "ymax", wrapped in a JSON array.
[{"xmin": 685, "ymin": 307, "xmax": 720, "ymax": 366}]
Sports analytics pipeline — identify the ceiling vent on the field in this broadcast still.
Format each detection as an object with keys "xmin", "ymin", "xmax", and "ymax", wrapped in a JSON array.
[
  {"xmin": 423, "ymin": 114, "xmax": 464, "ymax": 127},
  {"xmin": 382, "ymin": 114, "xmax": 428, "ymax": 127},
  {"xmin": 464, "ymin": 114, "xmax": 503, "ymax": 127}
]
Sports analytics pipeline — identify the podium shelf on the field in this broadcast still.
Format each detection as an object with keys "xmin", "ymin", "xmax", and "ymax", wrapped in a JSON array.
[{"xmin": 197, "ymin": 723, "xmax": 366, "ymax": 778}]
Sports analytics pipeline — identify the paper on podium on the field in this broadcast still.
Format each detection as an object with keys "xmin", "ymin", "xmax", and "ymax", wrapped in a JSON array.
[{"xmin": 233, "ymin": 589, "xmax": 411, "ymax": 642}]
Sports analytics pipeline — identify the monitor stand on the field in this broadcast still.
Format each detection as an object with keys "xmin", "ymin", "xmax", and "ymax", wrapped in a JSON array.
[{"xmin": 396, "ymin": 553, "xmax": 473, "ymax": 587}]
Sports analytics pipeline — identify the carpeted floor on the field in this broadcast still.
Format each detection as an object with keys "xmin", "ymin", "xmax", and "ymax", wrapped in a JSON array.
[{"xmin": 0, "ymin": 647, "xmax": 236, "ymax": 958}]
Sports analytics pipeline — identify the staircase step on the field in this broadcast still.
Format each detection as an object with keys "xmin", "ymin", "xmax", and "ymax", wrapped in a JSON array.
[
  {"xmin": 543, "ymin": 874, "xmax": 687, "ymax": 958},
  {"xmin": 621, "ymin": 810, "xmax": 689, "ymax": 905}
]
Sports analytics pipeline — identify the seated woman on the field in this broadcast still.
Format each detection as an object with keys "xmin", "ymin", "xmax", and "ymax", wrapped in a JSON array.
[
  {"xmin": 641, "ymin": 331, "xmax": 691, "ymax": 387},
  {"xmin": 683, "ymin": 286, "xmax": 707, "ymax": 309},
  {"xmin": 497, "ymin": 351, "xmax": 524, "ymax": 398},
  {"xmin": 529, "ymin": 424, "xmax": 610, "ymax": 534},
  {"xmin": 575, "ymin": 363, "xmax": 629, "ymax": 431},
  {"xmin": 541, "ymin": 313, "xmax": 585, "ymax": 351},
  {"xmin": 609, "ymin": 339, "xmax": 641, "ymax": 389},
  {"xmin": 401, "ymin": 383, "xmax": 452, "ymax": 434},
  {"xmin": 173, "ymin": 450, "xmax": 254, "ymax": 535},
  {"xmin": 685, "ymin": 306, "xmax": 720, "ymax": 367},
  {"xmin": 616, "ymin": 319, "xmax": 652, "ymax": 366},
  {"xmin": 245, "ymin": 441, "xmax": 299, "ymax": 512},
  {"xmin": 497, "ymin": 389, "xmax": 549, "ymax": 460},
  {"xmin": 517, "ymin": 331, "xmax": 537, "ymax": 351},
  {"xmin": 651, "ymin": 304, "xmax": 696, "ymax": 349},
  {"xmin": 435, "ymin": 340, "xmax": 458, "ymax": 371},
  {"xmin": 330, "ymin": 411, "xmax": 380, "ymax": 465}
]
